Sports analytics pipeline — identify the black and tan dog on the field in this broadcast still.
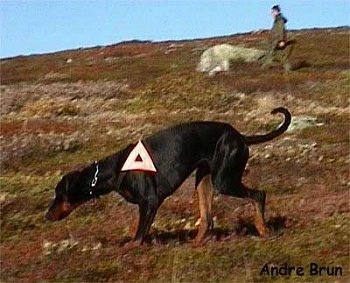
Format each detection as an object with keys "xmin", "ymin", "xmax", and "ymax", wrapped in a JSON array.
[{"xmin": 46, "ymin": 107, "xmax": 291, "ymax": 245}]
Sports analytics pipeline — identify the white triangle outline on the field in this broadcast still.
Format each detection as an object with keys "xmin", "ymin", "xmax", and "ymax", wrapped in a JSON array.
[{"xmin": 121, "ymin": 140, "xmax": 157, "ymax": 172}]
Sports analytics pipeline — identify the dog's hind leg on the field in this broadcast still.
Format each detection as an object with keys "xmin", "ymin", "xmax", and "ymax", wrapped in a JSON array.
[
  {"xmin": 219, "ymin": 181, "xmax": 269, "ymax": 237},
  {"xmin": 253, "ymin": 190, "xmax": 269, "ymax": 237},
  {"xmin": 224, "ymin": 184, "xmax": 270, "ymax": 237},
  {"xmin": 212, "ymin": 134, "xmax": 269, "ymax": 237},
  {"xmin": 241, "ymin": 184, "xmax": 269, "ymax": 237},
  {"xmin": 195, "ymin": 174, "xmax": 214, "ymax": 245}
]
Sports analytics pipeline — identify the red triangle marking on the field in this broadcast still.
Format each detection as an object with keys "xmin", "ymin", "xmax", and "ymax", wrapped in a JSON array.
[{"xmin": 121, "ymin": 140, "xmax": 157, "ymax": 172}]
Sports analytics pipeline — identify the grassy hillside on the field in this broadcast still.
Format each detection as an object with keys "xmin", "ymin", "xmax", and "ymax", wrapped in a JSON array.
[{"xmin": 1, "ymin": 27, "xmax": 349, "ymax": 282}]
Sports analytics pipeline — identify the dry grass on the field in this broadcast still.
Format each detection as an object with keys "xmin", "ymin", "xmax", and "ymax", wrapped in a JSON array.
[{"xmin": 1, "ymin": 27, "xmax": 349, "ymax": 282}]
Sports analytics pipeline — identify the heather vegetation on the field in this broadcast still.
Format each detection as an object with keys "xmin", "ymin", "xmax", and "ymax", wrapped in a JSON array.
[{"xmin": 1, "ymin": 27, "xmax": 349, "ymax": 282}]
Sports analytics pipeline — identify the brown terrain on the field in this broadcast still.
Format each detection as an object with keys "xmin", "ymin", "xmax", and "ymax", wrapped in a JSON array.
[{"xmin": 1, "ymin": 27, "xmax": 349, "ymax": 282}]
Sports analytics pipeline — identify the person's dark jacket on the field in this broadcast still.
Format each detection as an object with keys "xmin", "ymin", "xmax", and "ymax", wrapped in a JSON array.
[{"xmin": 271, "ymin": 13, "xmax": 288, "ymax": 48}]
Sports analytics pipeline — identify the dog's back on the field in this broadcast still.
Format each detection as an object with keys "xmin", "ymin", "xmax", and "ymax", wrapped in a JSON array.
[{"xmin": 142, "ymin": 121, "xmax": 234, "ymax": 190}]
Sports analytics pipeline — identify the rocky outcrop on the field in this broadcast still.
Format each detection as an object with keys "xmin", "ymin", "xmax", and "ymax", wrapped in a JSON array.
[{"xmin": 196, "ymin": 44, "xmax": 265, "ymax": 76}]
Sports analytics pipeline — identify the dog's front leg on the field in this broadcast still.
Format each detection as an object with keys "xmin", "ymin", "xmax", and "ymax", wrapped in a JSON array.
[
  {"xmin": 133, "ymin": 203, "xmax": 148, "ymax": 245},
  {"xmin": 133, "ymin": 201, "xmax": 159, "ymax": 244}
]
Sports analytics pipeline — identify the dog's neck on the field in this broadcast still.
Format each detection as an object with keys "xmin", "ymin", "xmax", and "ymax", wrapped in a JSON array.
[
  {"xmin": 88, "ymin": 161, "xmax": 103, "ymax": 197},
  {"xmin": 87, "ymin": 145, "xmax": 133, "ymax": 198}
]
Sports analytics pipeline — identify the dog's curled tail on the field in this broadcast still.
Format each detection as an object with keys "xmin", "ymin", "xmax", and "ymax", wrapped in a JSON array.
[{"xmin": 244, "ymin": 107, "xmax": 291, "ymax": 145}]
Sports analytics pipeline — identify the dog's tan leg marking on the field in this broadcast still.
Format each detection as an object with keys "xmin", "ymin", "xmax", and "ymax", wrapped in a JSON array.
[
  {"xmin": 253, "ymin": 200, "xmax": 270, "ymax": 237},
  {"xmin": 195, "ymin": 174, "xmax": 214, "ymax": 245}
]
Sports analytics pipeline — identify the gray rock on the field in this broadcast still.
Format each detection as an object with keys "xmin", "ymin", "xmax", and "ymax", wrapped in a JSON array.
[
  {"xmin": 286, "ymin": 116, "xmax": 324, "ymax": 132},
  {"xmin": 196, "ymin": 44, "xmax": 265, "ymax": 76}
]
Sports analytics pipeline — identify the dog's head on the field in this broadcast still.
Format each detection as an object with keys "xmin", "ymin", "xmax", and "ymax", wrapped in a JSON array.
[{"xmin": 45, "ymin": 168, "xmax": 96, "ymax": 221}]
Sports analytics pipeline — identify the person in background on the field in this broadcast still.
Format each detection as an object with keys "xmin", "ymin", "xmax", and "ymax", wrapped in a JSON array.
[{"xmin": 261, "ymin": 5, "xmax": 295, "ymax": 72}]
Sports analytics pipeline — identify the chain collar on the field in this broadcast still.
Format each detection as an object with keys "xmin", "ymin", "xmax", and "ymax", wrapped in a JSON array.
[{"xmin": 89, "ymin": 161, "xmax": 99, "ymax": 196}]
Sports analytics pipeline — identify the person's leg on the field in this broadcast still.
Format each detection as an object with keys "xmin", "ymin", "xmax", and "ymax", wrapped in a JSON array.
[
  {"xmin": 282, "ymin": 41, "xmax": 295, "ymax": 72},
  {"xmin": 261, "ymin": 47, "xmax": 275, "ymax": 69}
]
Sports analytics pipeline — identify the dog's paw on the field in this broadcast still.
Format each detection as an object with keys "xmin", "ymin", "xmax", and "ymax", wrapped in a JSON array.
[
  {"xmin": 120, "ymin": 240, "xmax": 142, "ymax": 254},
  {"xmin": 193, "ymin": 231, "xmax": 212, "ymax": 247}
]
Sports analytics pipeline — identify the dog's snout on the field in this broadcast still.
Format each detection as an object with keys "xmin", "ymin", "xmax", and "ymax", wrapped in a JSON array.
[{"xmin": 45, "ymin": 200, "xmax": 74, "ymax": 222}]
